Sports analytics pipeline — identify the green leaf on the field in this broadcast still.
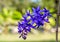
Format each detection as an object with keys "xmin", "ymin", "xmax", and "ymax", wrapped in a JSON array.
[
  {"xmin": 0, "ymin": 15, "xmax": 4, "ymax": 24},
  {"xmin": 3, "ymin": 8, "xmax": 9, "ymax": 17},
  {"xmin": 49, "ymin": 17, "xmax": 56, "ymax": 26},
  {"xmin": 12, "ymin": 10, "xmax": 22, "ymax": 20}
]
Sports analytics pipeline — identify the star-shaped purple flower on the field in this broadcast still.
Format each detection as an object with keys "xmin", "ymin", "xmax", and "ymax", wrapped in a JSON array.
[{"xmin": 18, "ymin": 6, "xmax": 51, "ymax": 40}]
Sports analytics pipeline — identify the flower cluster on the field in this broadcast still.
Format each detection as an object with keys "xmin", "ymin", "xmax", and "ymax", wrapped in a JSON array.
[{"xmin": 18, "ymin": 6, "xmax": 51, "ymax": 40}]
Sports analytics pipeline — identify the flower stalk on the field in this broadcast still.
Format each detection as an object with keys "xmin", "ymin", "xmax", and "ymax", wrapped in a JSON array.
[{"xmin": 18, "ymin": 6, "xmax": 51, "ymax": 40}]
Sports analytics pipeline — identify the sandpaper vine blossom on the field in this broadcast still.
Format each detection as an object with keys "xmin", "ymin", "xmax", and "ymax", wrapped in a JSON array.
[{"xmin": 18, "ymin": 6, "xmax": 51, "ymax": 40}]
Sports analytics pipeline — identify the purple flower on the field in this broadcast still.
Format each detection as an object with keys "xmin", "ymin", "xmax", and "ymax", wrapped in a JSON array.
[{"xmin": 18, "ymin": 6, "xmax": 51, "ymax": 40}]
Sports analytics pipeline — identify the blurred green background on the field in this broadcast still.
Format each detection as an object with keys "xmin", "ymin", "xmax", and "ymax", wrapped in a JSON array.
[{"xmin": 0, "ymin": 0, "xmax": 60, "ymax": 42}]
